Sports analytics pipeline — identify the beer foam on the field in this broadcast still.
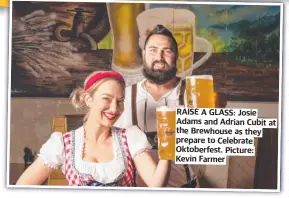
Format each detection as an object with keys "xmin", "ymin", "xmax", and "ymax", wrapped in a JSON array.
[
  {"xmin": 157, "ymin": 105, "xmax": 184, "ymax": 112},
  {"xmin": 186, "ymin": 75, "xmax": 213, "ymax": 80}
]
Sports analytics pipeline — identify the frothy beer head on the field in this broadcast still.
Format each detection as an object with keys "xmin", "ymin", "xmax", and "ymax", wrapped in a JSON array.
[
  {"xmin": 156, "ymin": 106, "xmax": 176, "ymax": 112},
  {"xmin": 186, "ymin": 75, "xmax": 215, "ymax": 108},
  {"xmin": 186, "ymin": 75, "xmax": 213, "ymax": 83},
  {"xmin": 156, "ymin": 106, "xmax": 176, "ymax": 132}
]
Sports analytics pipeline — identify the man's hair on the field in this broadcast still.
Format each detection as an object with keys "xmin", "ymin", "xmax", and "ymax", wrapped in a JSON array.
[{"xmin": 143, "ymin": 24, "xmax": 178, "ymax": 56}]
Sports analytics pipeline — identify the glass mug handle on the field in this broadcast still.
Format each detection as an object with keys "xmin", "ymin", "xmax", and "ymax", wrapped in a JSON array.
[
  {"xmin": 192, "ymin": 36, "xmax": 213, "ymax": 71},
  {"xmin": 184, "ymin": 89, "xmax": 198, "ymax": 108}
]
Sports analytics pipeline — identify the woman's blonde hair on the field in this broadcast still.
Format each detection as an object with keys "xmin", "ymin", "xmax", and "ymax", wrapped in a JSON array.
[{"xmin": 70, "ymin": 71, "xmax": 126, "ymax": 123}]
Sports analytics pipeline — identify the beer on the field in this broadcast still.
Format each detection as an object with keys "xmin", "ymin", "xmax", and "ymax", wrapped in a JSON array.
[
  {"xmin": 186, "ymin": 75, "xmax": 215, "ymax": 108},
  {"xmin": 146, "ymin": 23, "xmax": 194, "ymax": 74},
  {"xmin": 107, "ymin": 3, "xmax": 144, "ymax": 69},
  {"xmin": 137, "ymin": 8, "xmax": 213, "ymax": 78},
  {"xmin": 156, "ymin": 106, "xmax": 176, "ymax": 160},
  {"xmin": 167, "ymin": 23, "xmax": 194, "ymax": 74}
]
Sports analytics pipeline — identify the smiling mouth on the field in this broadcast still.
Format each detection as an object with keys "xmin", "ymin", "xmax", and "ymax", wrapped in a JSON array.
[
  {"xmin": 154, "ymin": 63, "xmax": 166, "ymax": 70},
  {"xmin": 103, "ymin": 112, "xmax": 118, "ymax": 121}
]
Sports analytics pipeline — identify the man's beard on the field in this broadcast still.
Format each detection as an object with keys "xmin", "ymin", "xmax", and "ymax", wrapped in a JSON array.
[{"xmin": 142, "ymin": 59, "xmax": 177, "ymax": 85}]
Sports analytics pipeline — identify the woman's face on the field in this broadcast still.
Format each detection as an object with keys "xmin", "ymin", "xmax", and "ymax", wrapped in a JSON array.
[{"xmin": 85, "ymin": 79, "xmax": 125, "ymax": 128}]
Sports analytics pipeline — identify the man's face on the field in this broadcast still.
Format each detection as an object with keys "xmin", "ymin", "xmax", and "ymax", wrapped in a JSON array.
[{"xmin": 143, "ymin": 34, "xmax": 178, "ymax": 84}]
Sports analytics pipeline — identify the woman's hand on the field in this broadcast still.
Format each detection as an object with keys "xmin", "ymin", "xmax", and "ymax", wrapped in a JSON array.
[
  {"xmin": 16, "ymin": 158, "xmax": 56, "ymax": 185},
  {"xmin": 133, "ymin": 152, "xmax": 171, "ymax": 187}
]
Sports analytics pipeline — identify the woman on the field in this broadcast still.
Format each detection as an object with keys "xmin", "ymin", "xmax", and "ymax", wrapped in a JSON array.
[{"xmin": 16, "ymin": 70, "xmax": 170, "ymax": 187}]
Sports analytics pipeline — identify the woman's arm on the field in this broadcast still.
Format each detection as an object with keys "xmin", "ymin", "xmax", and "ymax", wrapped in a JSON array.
[
  {"xmin": 16, "ymin": 132, "xmax": 65, "ymax": 185},
  {"xmin": 133, "ymin": 152, "xmax": 170, "ymax": 187},
  {"xmin": 16, "ymin": 158, "xmax": 56, "ymax": 185}
]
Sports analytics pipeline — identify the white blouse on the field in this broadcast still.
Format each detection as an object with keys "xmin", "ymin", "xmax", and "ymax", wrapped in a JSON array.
[{"xmin": 38, "ymin": 125, "xmax": 152, "ymax": 184}]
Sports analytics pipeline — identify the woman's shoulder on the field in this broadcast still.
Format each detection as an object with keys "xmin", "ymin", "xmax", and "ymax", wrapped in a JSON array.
[
  {"xmin": 113, "ymin": 125, "xmax": 142, "ymax": 135},
  {"xmin": 48, "ymin": 126, "xmax": 82, "ymax": 144},
  {"xmin": 62, "ymin": 126, "xmax": 83, "ymax": 137},
  {"xmin": 47, "ymin": 131, "xmax": 71, "ymax": 141},
  {"xmin": 62, "ymin": 131, "xmax": 73, "ymax": 138},
  {"xmin": 125, "ymin": 125, "xmax": 144, "ymax": 134},
  {"xmin": 117, "ymin": 125, "xmax": 152, "ymax": 158},
  {"xmin": 112, "ymin": 126, "xmax": 125, "ymax": 133},
  {"xmin": 42, "ymin": 131, "xmax": 65, "ymax": 148}
]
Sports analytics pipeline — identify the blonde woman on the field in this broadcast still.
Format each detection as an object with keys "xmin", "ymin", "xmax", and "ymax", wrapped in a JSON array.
[{"xmin": 16, "ymin": 70, "xmax": 170, "ymax": 187}]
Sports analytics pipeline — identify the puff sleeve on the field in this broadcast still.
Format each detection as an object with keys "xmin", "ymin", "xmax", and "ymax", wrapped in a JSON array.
[
  {"xmin": 126, "ymin": 125, "xmax": 152, "ymax": 158},
  {"xmin": 37, "ymin": 132, "xmax": 65, "ymax": 169}
]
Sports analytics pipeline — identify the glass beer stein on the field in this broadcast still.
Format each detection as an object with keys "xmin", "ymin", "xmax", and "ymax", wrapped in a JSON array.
[
  {"xmin": 156, "ymin": 106, "xmax": 177, "ymax": 160},
  {"xmin": 106, "ymin": 3, "xmax": 144, "ymax": 71},
  {"xmin": 145, "ymin": 23, "xmax": 194, "ymax": 74},
  {"xmin": 137, "ymin": 8, "xmax": 213, "ymax": 78},
  {"xmin": 185, "ymin": 75, "xmax": 215, "ymax": 108}
]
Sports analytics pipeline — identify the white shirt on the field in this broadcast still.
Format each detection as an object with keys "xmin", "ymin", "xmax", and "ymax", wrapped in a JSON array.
[
  {"xmin": 114, "ymin": 78, "xmax": 182, "ymax": 131},
  {"xmin": 38, "ymin": 125, "xmax": 151, "ymax": 184},
  {"xmin": 114, "ymin": 78, "xmax": 202, "ymax": 187}
]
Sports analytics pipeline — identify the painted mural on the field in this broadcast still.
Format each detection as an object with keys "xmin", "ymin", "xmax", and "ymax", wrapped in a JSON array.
[{"xmin": 11, "ymin": 1, "xmax": 281, "ymax": 101}]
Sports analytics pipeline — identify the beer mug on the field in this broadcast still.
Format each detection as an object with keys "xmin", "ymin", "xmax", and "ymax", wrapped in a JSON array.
[
  {"xmin": 136, "ymin": 8, "xmax": 213, "ymax": 78},
  {"xmin": 185, "ymin": 75, "xmax": 215, "ymax": 108},
  {"xmin": 156, "ymin": 106, "xmax": 177, "ymax": 160},
  {"xmin": 106, "ymin": 3, "xmax": 145, "ymax": 73}
]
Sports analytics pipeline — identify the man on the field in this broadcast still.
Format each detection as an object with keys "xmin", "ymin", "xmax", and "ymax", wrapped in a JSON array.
[{"xmin": 114, "ymin": 24, "xmax": 203, "ymax": 187}]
